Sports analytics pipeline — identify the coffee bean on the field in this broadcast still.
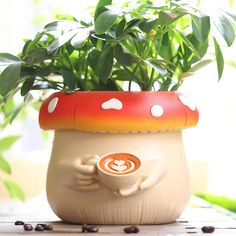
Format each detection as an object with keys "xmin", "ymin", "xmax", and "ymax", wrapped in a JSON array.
[
  {"xmin": 24, "ymin": 224, "xmax": 33, "ymax": 231},
  {"xmin": 35, "ymin": 225, "xmax": 44, "ymax": 231},
  {"xmin": 124, "ymin": 226, "xmax": 140, "ymax": 233},
  {"xmin": 132, "ymin": 226, "xmax": 139, "ymax": 233},
  {"xmin": 186, "ymin": 227, "xmax": 196, "ymax": 229},
  {"xmin": 178, "ymin": 220, "xmax": 189, "ymax": 223},
  {"xmin": 201, "ymin": 226, "xmax": 215, "ymax": 233},
  {"xmin": 14, "ymin": 220, "xmax": 24, "ymax": 225},
  {"xmin": 36, "ymin": 224, "xmax": 45, "ymax": 227},
  {"xmin": 82, "ymin": 224, "xmax": 88, "ymax": 232},
  {"xmin": 87, "ymin": 226, "xmax": 99, "ymax": 233},
  {"xmin": 43, "ymin": 224, "xmax": 53, "ymax": 230},
  {"xmin": 36, "ymin": 224, "xmax": 53, "ymax": 230}
]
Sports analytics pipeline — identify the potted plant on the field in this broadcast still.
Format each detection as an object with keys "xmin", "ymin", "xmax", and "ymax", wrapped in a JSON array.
[{"xmin": 0, "ymin": 0, "xmax": 235, "ymax": 224}]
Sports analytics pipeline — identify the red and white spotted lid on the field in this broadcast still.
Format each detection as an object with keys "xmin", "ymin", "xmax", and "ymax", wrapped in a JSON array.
[{"xmin": 39, "ymin": 91, "xmax": 199, "ymax": 132}]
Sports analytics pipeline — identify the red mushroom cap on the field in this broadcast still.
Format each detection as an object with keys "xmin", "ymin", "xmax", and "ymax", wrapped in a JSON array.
[{"xmin": 39, "ymin": 91, "xmax": 199, "ymax": 133}]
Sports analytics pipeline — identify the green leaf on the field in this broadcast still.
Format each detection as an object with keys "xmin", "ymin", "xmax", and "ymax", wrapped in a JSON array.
[
  {"xmin": 114, "ymin": 44, "xmax": 134, "ymax": 66},
  {"xmin": 94, "ymin": 0, "xmax": 112, "ymax": 20},
  {"xmin": 214, "ymin": 12, "xmax": 235, "ymax": 47},
  {"xmin": 0, "ymin": 155, "xmax": 11, "ymax": 174},
  {"xmin": 116, "ymin": 18, "xmax": 126, "ymax": 37},
  {"xmin": 55, "ymin": 14, "xmax": 78, "ymax": 21},
  {"xmin": 1, "ymin": 98, "xmax": 15, "ymax": 116},
  {"xmin": 0, "ymin": 53, "xmax": 21, "ymax": 67},
  {"xmin": 144, "ymin": 60, "xmax": 167, "ymax": 76},
  {"xmin": 95, "ymin": 9, "xmax": 120, "ymax": 35},
  {"xmin": 124, "ymin": 19, "xmax": 141, "ymax": 31},
  {"xmin": 189, "ymin": 59, "xmax": 212, "ymax": 73},
  {"xmin": 99, "ymin": 46, "xmax": 114, "ymax": 83},
  {"xmin": 170, "ymin": 83, "xmax": 181, "ymax": 91},
  {"xmin": 20, "ymin": 77, "xmax": 35, "ymax": 96},
  {"xmin": 0, "ymin": 63, "xmax": 21, "ymax": 97},
  {"xmin": 20, "ymin": 66, "xmax": 36, "ymax": 78},
  {"xmin": 189, "ymin": 34, "xmax": 209, "ymax": 60},
  {"xmin": 226, "ymin": 59, "xmax": 236, "ymax": 68},
  {"xmin": 197, "ymin": 193, "xmax": 236, "ymax": 213},
  {"xmin": 0, "ymin": 136, "xmax": 20, "ymax": 152},
  {"xmin": 37, "ymin": 66, "xmax": 52, "ymax": 77},
  {"xmin": 24, "ymin": 47, "xmax": 50, "ymax": 64},
  {"xmin": 25, "ymin": 32, "xmax": 44, "ymax": 55},
  {"xmin": 4, "ymin": 180, "xmax": 25, "ymax": 201},
  {"xmin": 112, "ymin": 69, "xmax": 131, "ymax": 81},
  {"xmin": 48, "ymin": 29, "xmax": 79, "ymax": 53},
  {"xmin": 88, "ymin": 49, "xmax": 101, "ymax": 75},
  {"xmin": 71, "ymin": 29, "xmax": 90, "ymax": 48},
  {"xmin": 60, "ymin": 69, "xmax": 78, "ymax": 90},
  {"xmin": 213, "ymin": 37, "xmax": 224, "ymax": 80},
  {"xmin": 139, "ymin": 18, "xmax": 158, "ymax": 34},
  {"xmin": 189, "ymin": 59, "xmax": 212, "ymax": 72},
  {"xmin": 223, "ymin": 10, "xmax": 236, "ymax": 22},
  {"xmin": 172, "ymin": 29, "xmax": 201, "ymax": 59},
  {"xmin": 159, "ymin": 32, "xmax": 179, "ymax": 61},
  {"xmin": 191, "ymin": 15, "xmax": 210, "ymax": 43},
  {"xmin": 8, "ymin": 104, "xmax": 24, "ymax": 124},
  {"xmin": 159, "ymin": 11, "xmax": 187, "ymax": 26},
  {"xmin": 22, "ymin": 40, "xmax": 32, "ymax": 58},
  {"xmin": 177, "ymin": 33, "xmax": 209, "ymax": 68},
  {"xmin": 97, "ymin": 79, "xmax": 121, "ymax": 91},
  {"xmin": 44, "ymin": 20, "xmax": 81, "ymax": 32}
]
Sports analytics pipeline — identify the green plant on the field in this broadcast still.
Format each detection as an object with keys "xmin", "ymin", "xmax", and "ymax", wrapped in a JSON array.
[
  {"xmin": 197, "ymin": 193, "xmax": 236, "ymax": 213},
  {"xmin": 0, "ymin": 86, "xmax": 30, "ymax": 201},
  {"xmin": 0, "ymin": 134, "xmax": 25, "ymax": 201},
  {"xmin": 0, "ymin": 0, "xmax": 236, "ymax": 100}
]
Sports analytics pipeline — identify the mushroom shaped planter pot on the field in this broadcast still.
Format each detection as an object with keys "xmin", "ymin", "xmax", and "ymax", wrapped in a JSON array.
[{"xmin": 39, "ymin": 91, "xmax": 199, "ymax": 224}]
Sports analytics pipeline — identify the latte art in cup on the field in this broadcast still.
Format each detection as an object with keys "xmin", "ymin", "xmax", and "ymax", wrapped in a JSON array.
[{"xmin": 98, "ymin": 153, "xmax": 141, "ymax": 175}]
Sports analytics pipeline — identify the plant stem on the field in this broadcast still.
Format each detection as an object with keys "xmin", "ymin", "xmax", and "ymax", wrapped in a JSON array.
[
  {"xmin": 39, "ymin": 77, "xmax": 63, "ymax": 89},
  {"xmin": 147, "ymin": 67, "xmax": 155, "ymax": 90},
  {"xmin": 84, "ymin": 61, "xmax": 88, "ymax": 82},
  {"xmin": 128, "ymin": 63, "xmax": 140, "ymax": 91},
  {"xmin": 155, "ymin": 29, "xmax": 164, "ymax": 58},
  {"xmin": 61, "ymin": 46, "xmax": 85, "ymax": 90},
  {"xmin": 133, "ymin": 63, "xmax": 139, "ymax": 75},
  {"xmin": 150, "ymin": 68, "xmax": 155, "ymax": 81},
  {"xmin": 123, "ymin": 65, "xmax": 141, "ymax": 91},
  {"xmin": 128, "ymin": 80, "xmax": 132, "ymax": 91},
  {"xmin": 63, "ymin": 47, "xmax": 76, "ymax": 75},
  {"xmin": 144, "ymin": 26, "xmax": 164, "ymax": 59}
]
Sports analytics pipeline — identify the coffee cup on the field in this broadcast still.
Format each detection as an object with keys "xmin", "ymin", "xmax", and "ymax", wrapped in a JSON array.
[{"xmin": 97, "ymin": 153, "xmax": 142, "ymax": 191}]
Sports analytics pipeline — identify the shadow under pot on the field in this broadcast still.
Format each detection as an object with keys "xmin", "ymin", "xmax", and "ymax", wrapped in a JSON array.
[{"xmin": 39, "ymin": 91, "xmax": 199, "ymax": 224}]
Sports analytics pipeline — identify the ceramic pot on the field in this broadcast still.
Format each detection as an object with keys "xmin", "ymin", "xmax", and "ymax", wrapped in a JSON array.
[{"xmin": 39, "ymin": 91, "xmax": 199, "ymax": 224}]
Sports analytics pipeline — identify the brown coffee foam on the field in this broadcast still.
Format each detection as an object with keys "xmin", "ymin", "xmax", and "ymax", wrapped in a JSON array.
[{"xmin": 98, "ymin": 153, "xmax": 141, "ymax": 175}]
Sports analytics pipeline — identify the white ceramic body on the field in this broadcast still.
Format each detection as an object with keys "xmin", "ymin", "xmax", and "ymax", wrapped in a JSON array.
[{"xmin": 46, "ymin": 130, "xmax": 190, "ymax": 224}]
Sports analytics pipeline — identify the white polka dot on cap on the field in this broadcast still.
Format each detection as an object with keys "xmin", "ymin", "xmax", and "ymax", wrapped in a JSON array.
[
  {"xmin": 101, "ymin": 98, "xmax": 123, "ymax": 110},
  {"xmin": 151, "ymin": 105, "xmax": 164, "ymax": 117},
  {"xmin": 48, "ymin": 97, "xmax": 59, "ymax": 113}
]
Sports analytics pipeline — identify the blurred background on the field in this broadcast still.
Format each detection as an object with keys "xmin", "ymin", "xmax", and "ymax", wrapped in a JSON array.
[{"xmin": 0, "ymin": 0, "xmax": 236, "ymax": 212}]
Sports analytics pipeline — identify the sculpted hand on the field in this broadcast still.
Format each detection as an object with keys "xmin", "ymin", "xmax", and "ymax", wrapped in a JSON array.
[
  {"xmin": 118, "ymin": 158, "xmax": 167, "ymax": 197},
  {"xmin": 60, "ymin": 154, "xmax": 100, "ymax": 191},
  {"xmin": 139, "ymin": 164, "xmax": 167, "ymax": 191},
  {"xmin": 117, "ymin": 178, "xmax": 143, "ymax": 197},
  {"xmin": 73, "ymin": 155, "xmax": 100, "ymax": 191}
]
